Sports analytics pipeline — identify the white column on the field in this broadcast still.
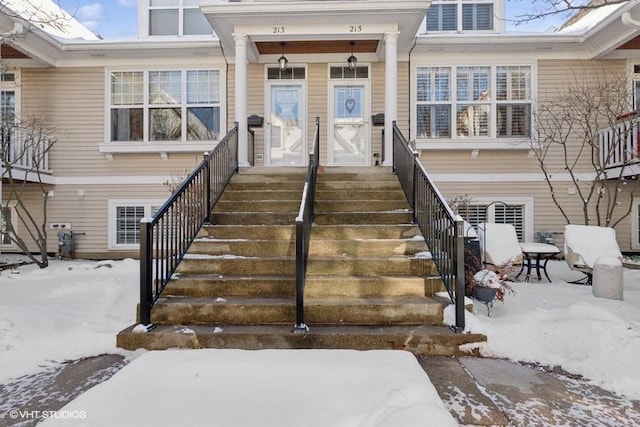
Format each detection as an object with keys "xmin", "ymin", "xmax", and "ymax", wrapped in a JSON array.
[
  {"xmin": 233, "ymin": 34, "xmax": 250, "ymax": 167},
  {"xmin": 383, "ymin": 32, "xmax": 399, "ymax": 167}
]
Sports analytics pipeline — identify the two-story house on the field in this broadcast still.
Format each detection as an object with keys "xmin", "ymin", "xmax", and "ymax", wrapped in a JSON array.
[{"xmin": 1, "ymin": 0, "xmax": 640, "ymax": 258}]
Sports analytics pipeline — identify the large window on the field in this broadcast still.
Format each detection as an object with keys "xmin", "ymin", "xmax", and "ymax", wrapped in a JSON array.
[
  {"xmin": 0, "ymin": 203, "xmax": 17, "ymax": 249},
  {"xmin": 148, "ymin": 0, "xmax": 212, "ymax": 36},
  {"xmin": 426, "ymin": 1, "xmax": 494, "ymax": 32},
  {"xmin": 457, "ymin": 200, "xmax": 529, "ymax": 242},
  {"xmin": 109, "ymin": 69, "xmax": 221, "ymax": 143},
  {"xmin": 108, "ymin": 200, "xmax": 163, "ymax": 249},
  {"xmin": 416, "ymin": 65, "xmax": 532, "ymax": 140}
]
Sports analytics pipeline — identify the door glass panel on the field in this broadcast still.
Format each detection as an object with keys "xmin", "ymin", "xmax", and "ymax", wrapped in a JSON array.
[
  {"xmin": 269, "ymin": 85, "xmax": 304, "ymax": 166},
  {"xmin": 333, "ymin": 85, "xmax": 365, "ymax": 165}
]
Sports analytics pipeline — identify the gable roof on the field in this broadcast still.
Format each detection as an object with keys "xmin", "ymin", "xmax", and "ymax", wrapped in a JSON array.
[{"xmin": 1, "ymin": 0, "xmax": 99, "ymax": 41}]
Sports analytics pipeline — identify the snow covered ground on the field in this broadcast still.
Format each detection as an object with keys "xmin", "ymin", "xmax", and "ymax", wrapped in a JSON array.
[{"xmin": 0, "ymin": 256, "xmax": 639, "ymax": 424}]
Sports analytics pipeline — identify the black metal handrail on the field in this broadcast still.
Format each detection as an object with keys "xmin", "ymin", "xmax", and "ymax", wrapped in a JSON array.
[
  {"xmin": 293, "ymin": 117, "xmax": 320, "ymax": 333},
  {"xmin": 392, "ymin": 122, "xmax": 465, "ymax": 331},
  {"xmin": 139, "ymin": 123, "xmax": 239, "ymax": 326}
]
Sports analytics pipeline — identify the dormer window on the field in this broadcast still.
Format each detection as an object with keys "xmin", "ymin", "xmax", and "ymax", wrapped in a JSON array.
[
  {"xmin": 147, "ymin": 0, "xmax": 212, "ymax": 37},
  {"xmin": 426, "ymin": 0, "xmax": 497, "ymax": 32}
]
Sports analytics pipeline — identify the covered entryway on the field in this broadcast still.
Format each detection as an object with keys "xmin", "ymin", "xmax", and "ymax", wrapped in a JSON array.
[{"xmin": 202, "ymin": 0, "xmax": 428, "ymax": 167}]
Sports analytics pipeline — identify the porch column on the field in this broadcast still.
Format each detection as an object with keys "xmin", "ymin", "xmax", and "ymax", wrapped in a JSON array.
[
  {"xmin": 383, "ymin": 32, "xmax": 399, "ymax": 167},
  {"xmin": 233, "ymin": 33, "xmax": 249, "ymax": 167}
]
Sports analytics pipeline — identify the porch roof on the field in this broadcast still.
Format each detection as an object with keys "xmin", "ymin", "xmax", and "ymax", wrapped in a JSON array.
[{"xmin": 201, "ymin": 0, "xmax": 430, "ymax": 62}]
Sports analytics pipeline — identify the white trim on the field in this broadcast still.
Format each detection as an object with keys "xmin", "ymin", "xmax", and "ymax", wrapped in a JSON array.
[
  {"xmin": 108, "ymin": 199, "xmax": 165, "ymax": 250},
  {"xmin": 410, "ymin": 61, "xmax": 538, "ymax": 146},
  {"xmin": 632, "ymin": 197, "xmax": 640, "ymax": 250},
  {"xmin": 104, "ymin": 66, "xmax": 225, "ymax": 149},
  {"xmin": 52, "ymin": 172, "xmax": 597, "ymax": 186}
]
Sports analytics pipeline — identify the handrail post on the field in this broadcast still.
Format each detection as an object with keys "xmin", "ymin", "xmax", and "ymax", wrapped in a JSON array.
[
  {"xmin": 454, "ymin": 218, "xmax": 466, "ymax": 331},
  {"xmin": 139, "ymin": 217, "xmax": 153, "ymax": 326},
  {"xmin": 204, "ymin": 152, "xmax": 211, "ymax": 221}
]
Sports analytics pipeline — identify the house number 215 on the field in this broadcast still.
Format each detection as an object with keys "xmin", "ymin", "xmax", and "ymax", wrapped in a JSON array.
[
  {"xmin": 273, "ymin": 26, "xmax": 285, "ymax": 34},
  {"xmin": 349, "ymin": 25, "xmax": 362, "ymax": 32}
]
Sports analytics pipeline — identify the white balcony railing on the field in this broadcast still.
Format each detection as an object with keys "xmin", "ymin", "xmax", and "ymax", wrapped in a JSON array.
[
  {"xmin": 599, "ymin": 118, "xmax": 640, "ymax": 172},
  {"xmin": 1, "ymin": 127, "xmax": 52, "ymax": 177}
]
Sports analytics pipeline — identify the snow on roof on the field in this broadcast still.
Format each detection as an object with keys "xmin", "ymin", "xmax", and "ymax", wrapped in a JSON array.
[
  {"xmin": 556, "ymin": 2, "xmax": 627, "ymax": 35},
  {"xmin": 2, "ymin": 0, "xmax": 100, "ymax": 41}
]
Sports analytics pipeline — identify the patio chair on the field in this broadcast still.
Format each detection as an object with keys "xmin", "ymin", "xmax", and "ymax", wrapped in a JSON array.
[
  {"xmin": 476, "ymin": 222, "xmax": 524, "ymax": 269},
  {"xmin": 564, "ymin": 224, "xmax": 623, "ymax": 285}
]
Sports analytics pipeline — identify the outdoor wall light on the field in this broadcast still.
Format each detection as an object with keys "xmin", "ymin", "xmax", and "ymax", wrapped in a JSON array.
[
  {"xmin": 347, "ymin": 41, "xmax": 357, "ymax": 71},
  {"xmin": 278, "ymin": 42, "xmax": 288, "ymax": 72}
]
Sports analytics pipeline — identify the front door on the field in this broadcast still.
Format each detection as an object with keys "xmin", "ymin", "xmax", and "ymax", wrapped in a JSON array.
[
  {"xmin": 266, "ymin": 83, "xmax": 306, "ymax": 166},
  {"xmin": 329, "ymin": 80, "xmax": 370, "ymax": 166}
]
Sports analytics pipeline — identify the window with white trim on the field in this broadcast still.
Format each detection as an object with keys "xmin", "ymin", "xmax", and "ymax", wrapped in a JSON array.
[
  {"xmin": 109, "ymin": 69, "xmax": 221, "ymax": 143},
  {"xmin": 416, "ymin": 65, "xmax": 532, "ymax": 141},
  {"xmin": 108, "ymin": 200, "xmax": 163, "ymax": 249},
  {"xmin": 147, "ymin": 0, "xmax": 212, "ymax": 36},
  {"xmin": 0, "ymin": 203, "xmax": 18, "ymax": 249},
  {"xmin": 457, "ymin": 200, "xmax": 529, "ymax": 242},
  {"xmin": 426, "ymin": 0, "xmax": 495, "ymax": 32}
]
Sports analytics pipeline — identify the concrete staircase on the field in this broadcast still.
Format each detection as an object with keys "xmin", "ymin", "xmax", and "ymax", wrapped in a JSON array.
[{"xmin": 117, "ymin": 167, "xmax": 485, "ymax": 355}]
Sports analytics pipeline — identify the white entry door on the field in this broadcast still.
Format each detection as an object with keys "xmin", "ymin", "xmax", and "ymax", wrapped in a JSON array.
[
  {"xmin": 329, "ymin": 82, "xmax": 370, "ymax": 166},
  {"xmin": 266, "ymin": 84, "xmax": 306, "ymax": 166}
]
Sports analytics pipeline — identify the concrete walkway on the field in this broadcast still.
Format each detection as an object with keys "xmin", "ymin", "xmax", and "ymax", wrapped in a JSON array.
[
  {"xmin": 421, "ymin": 356, "xmax": 640, "ymax": 426},
  {"xmin": 1, "ymin": 354, "xmax": 639, "ymax": 426}
]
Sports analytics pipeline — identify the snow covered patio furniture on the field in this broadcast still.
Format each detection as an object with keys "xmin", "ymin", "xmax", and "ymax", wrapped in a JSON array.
[
  {"xmin": 518, "ymin": 242, "xmax": 561, "ymax": 282},
  {"xmin": 564, "ymin": 225, "xmax": 623, "ymax": 286},
  {"xmin": 476, "ymin": 222, "xmax": 524, "ymax": 272}
]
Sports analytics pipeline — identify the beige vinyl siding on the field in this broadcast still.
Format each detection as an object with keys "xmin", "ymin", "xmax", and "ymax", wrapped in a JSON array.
[
  {"xmin": 47, "ymin": 184, "xmax": 170, "ymax": 258},
  {"xmin": 432, "ymin": 177, "xmax": 635, "ymax": 251},
  {"xmin": 21, "ymin": 68, "xmax": 210, "ymax": 176},
  {"xmin": 536, "ymin": 59, "xmax": 628, "ymax": 175}
]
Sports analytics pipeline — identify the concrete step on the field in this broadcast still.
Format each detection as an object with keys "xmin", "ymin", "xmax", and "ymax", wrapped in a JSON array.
[
  {"xmin": 306, "ymin": 256, "xmax": 438, "ymax": 276},
  {"xmin": 176, "ymin": 256, "xmax": 294, "ymax": 276},
  {"xmin": 210, "ymin": 212, "xmax": 298, "ymax": 225},
  {"xmin": 214, "ymin": 200, "xmax": 301, "ymax": 213},
  {"xmin": 162, "ymin": 275, "xmax": 444, "ymax": 299},
  {"xmin": 310, "ymin": 224, "xmax": 421, "ymax": 240},
  {"xmin": 316, "ymin": 189, "xmax": 406, "ymax": 200},
  {"xmin": 149, "ymin": 296, "xmax": 445, "ymax": 326},
  {"xmin": 225, "ymin": 181, "xmax": 303, "ymax": 191},
  {"xmin": 314, "ymin": 211, "xmax": 414, "ymax": 225},
  {"xmin": 233, "ymin": 172, "xmax": 306, "ymax": 181},
  {"xmin": 163, "ymin": 275, "xmax": 295, "ymax": 298},
  {"xmin": 198, "ymin": 224, "xmax": 295, "ymax": 240},
  {"xmin": 308, "ymin": 239, "xmax": 427, "ymax": 257},
  {"xmin": 190, "ymin": 239, "xmax": 295, "ymax": 257},
  {"xmin": 190, "ymin": 238, "xmax": 426, "ymax": 258},
  {"xmin": 317, "ymin": 172, "xmax": 399, "ymax": 181},
  {"xmin": 220, "ymin": 190, "xmax": 303, "ymax": 201},
  {"xmin": 117, "ymin": 323, "xmax": 486, "ymax": 356},
  {"xmin": 315, "ymin": 200, "xmax": 409, "ymax": 212},
  {"xmin": 317, "ymin": 180, "xmax": 402, "ymax": 190}
]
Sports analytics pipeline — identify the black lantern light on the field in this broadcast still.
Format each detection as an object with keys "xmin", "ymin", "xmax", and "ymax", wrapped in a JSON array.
[
  {"xmin": 347, "ymin": 41, "xmax": 357, "ymax": 71},
  {"xmin": 278, "ymin": 42, "xmax": 288, "ymax": 72}
]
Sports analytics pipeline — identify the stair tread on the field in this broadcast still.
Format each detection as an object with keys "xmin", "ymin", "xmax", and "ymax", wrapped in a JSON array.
[{"xmin": 156, "ymin": 296, "xmax": 440, "ymax": 305}]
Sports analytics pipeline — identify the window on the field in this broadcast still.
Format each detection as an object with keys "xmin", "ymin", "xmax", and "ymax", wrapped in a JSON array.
[
  {"xmin": 415, "ymin": 65, "xmax": 532, "ymax": 140},
  {"xmin": 0, "ymin": 203, "xmax": 17, "ymax": 249},
  {"xmin": 109, "ymin": 201, "xmax": 163, "ymax": 249},
  {"xmin": 148, "ymin": 0, "xmax": 212, "ymax": 36},
  {"xmin": 109, "ymin": 69, "xmax": 221, "ymax": 143},
  {"xmin": 426, "ymin": 1, "xmax": 494, "ymax": 32},
  {"xmin": 458, "ymin": 200, "xmax": 529, "ymax": 241}
]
